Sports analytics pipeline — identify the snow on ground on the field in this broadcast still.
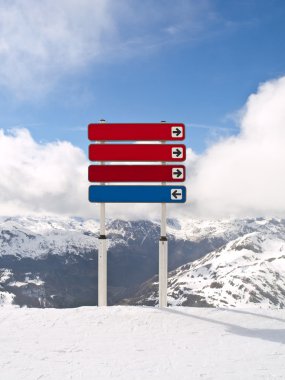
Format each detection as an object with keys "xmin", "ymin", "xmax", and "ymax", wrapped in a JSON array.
[{"xmin": 1, "ymin": 307, "xmax": 285, "ymax": 379}]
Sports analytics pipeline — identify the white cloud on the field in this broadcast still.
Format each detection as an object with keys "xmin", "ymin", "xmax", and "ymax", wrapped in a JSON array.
[
  {"xmin": 0, "ymin": 128, "xmax": 90, "ymax": 216},
  {"xmin": 0, "ymin": 0, "xmax": 214, "ymax": 98},
  {"xmin": 0, "ymin": 0, "xmax": 117, "ymax": 98},
  {"xmin": 2, "ymin": 77, "xmax": 284, "ymax": 220},
  {"xmin": 189, "ymin": 76, "xmax": 285, "ymax": 218}
]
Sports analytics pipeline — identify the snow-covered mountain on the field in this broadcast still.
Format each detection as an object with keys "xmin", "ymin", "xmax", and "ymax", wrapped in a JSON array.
[
  {"xmin": 124, "ymin": 218, "xmax": 285, "ymax": 309},
  {"xmin": 0, "ymin": 216, "xmax": 198, "ymax": 307},
  {"xmin": 1, "ymin": 216, "xmax": 285, "ymax": 308},
  {"xmin": 165, "ymin": 231, "xmax": 285, "ymax": 308},
  {"xmin": 1, "ymin": 216, "xmax": 275, "ymax": 260},
  {"xmin": 0, "ymin": 216, "xmax": 100, "ymax": 259}
]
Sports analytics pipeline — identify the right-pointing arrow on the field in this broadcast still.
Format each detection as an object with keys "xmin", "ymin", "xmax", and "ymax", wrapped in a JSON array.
[
  {"xmin": 173, "ymin": 149, "xmax": 182, "ymax": 157},
  {"xmin": 173, "ymin": 169, "xmax": 182, "ymax": 177},
  {"xmin": 173, "ymin": 128, "xmax": 181, "ymax": 136},
  {"xmin": 171, "ymin": 126, "xmax": 184, "ymax": 139}
]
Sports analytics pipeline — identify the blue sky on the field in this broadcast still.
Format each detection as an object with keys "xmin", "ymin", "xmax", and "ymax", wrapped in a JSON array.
[
  {"xmin": 1, "ymin": 0, "xmax": 285, "ymax": 218},
  {"xmin": 0, "ymin": 0, "xmax": 284, "ymax": 155}
]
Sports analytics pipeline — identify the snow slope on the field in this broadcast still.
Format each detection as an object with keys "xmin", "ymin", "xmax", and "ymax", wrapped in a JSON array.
[{"xmin": 0, "ymin": 306, "xmax": 285, "ymax": 380}]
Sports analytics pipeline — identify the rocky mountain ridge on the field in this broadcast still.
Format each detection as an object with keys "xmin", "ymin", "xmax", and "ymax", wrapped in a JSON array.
[
  {"xmin": 126, "ymin": 219, "xmax": 285, "ymax": 309},
  {"xmin": 1, "ymin": 216, "xmax": 285, "ymax": 308}
]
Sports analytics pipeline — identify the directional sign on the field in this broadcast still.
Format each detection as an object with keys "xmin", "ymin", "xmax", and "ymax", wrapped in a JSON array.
[
  {"xmin": 89, "ymin": 185, "xmax": 186, "ymax": 203},
  {"xmin": 88, "ymin": 165, "xmax": 186, "ymax": 182},
  {"xmin": 88, "ymin": 123, "xmax": 185, "ymax": 141},
  {"xmin": 89, "ymin": 144, "xmax": 186, "ymax": 162}
]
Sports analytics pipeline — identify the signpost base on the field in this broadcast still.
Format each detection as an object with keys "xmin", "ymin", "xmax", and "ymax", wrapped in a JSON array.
[
  {"xmin": 98, "ymin": 236, "xmax": 107, "ymax": 306},
  {"xmin": 159, "ymin": 237, "xmax": 168, "ymax": 308}
]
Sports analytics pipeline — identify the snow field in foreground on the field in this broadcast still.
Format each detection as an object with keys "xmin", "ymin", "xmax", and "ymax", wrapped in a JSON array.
[{"xmin": 1, "ymin": 306, "xmax": 285, "ymax": 379}]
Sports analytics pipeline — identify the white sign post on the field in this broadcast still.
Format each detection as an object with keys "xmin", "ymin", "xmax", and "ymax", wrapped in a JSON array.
[
  {"xmin": 159, "ymin": 121, "xmax": 168, "ymax": 308},
  {"xmin": 98, "ymin": 119, "xmax": 107, "ymax": 306}
]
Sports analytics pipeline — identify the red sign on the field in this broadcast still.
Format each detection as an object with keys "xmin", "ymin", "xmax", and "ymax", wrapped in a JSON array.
[
  {"xmin": 89, "ymin": 165, "xmax": 186, "ymax": 182},
  {"xmin": 88, "ymin": 123, "xmax": 185, "ymax": 141},
  {"xmin": 89, "ymin": 144, "xmax": 186, "ymax": 162}
]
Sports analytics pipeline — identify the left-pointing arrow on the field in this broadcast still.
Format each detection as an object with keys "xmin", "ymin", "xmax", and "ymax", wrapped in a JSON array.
[{"xmin": 171, "ymin": 189, "xmax": 182, "ymax": 199}]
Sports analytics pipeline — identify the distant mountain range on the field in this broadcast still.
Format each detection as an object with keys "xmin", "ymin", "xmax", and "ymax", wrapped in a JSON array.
[{"xmin": 1, "ymin": 216, "xmax": 285, "ymax": 308}]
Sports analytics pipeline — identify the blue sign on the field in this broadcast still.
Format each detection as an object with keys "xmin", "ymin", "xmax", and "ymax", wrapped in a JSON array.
[{"xmin": 89, "ymin": 185, "xmax": 186, "ymax": 203}]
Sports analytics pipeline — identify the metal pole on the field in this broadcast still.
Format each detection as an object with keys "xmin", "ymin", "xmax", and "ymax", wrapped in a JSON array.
[
  {"xmin": 159, "ymin": 121, "xmax": 168, "ymax": 308},
  {"xmin": 98, "ymin": 119, "xmax": 107, "ymax": 306}
]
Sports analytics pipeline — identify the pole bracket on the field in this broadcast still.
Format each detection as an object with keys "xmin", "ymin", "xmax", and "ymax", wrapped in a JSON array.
[
  {"xmin": 99, "ymin": 234, "xmax": 107, "ymax": 239},
  {"xmin": 160, "ymin": 236, "xmax": 168, "ymax": 242}
]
